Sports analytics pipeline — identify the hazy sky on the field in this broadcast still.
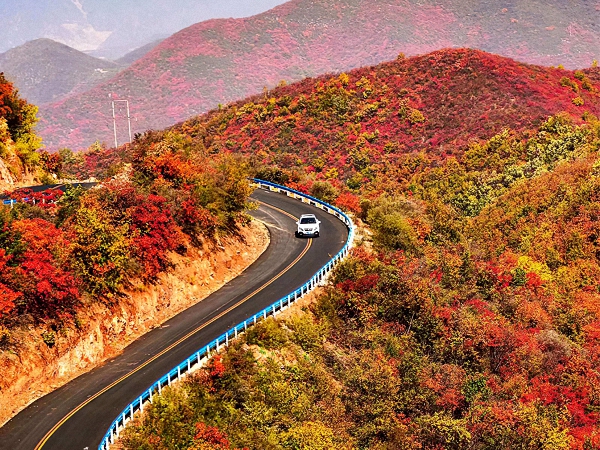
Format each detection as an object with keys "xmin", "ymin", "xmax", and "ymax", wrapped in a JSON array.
[{"xmin": 1, "ymin": 0, "xmax": 289, "ymax": 58}]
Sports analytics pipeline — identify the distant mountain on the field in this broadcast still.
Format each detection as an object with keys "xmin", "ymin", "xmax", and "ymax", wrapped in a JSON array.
[
  {"xmin": 37, "ymin": 0, "xmax": 600, "ymax": 150},
  {"xmin": 0, "ymin": 39, "xmax": 122, "ymax": 105},
  {"xmin": 0, "ymin": 0, "xmax": 288, "ymax": 60}
]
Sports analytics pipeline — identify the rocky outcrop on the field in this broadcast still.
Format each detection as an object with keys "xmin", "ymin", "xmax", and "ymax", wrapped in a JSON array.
[{"xmin": 0, "ymin": 158, "xmax": 16, "ymax": 191}]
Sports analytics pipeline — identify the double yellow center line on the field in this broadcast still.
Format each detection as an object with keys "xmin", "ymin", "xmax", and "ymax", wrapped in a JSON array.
[{"xmin": 35, "ymin": 201, "xmax": 310, "ymax": 449}]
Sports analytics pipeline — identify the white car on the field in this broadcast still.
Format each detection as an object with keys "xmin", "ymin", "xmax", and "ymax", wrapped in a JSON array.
[{"xmin": 295, "ymin": 214, "xmax": 321, "ymax": 237}]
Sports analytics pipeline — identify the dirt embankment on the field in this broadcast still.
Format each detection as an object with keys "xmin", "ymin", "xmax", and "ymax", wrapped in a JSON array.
[
  {"xmin": 0, "ymin": 158, "xmax": 17, "ymax": 191},
  {"xmin": 0, "ymin": 220, "xmax": 269, "ymax": 426}
]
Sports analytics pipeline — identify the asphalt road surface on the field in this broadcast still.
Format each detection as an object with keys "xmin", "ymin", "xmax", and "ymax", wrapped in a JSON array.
[{"xmin": 0, "ymin": 188, "xmax": 349, "ymax": 450}]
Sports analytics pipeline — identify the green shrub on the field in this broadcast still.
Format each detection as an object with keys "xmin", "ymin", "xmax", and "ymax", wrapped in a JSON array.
[
  {"xmin": 560, "ymin": 76, "xmax": 579, "ymax": 92},
  {"xmin": 245, "ymin": 318, "xmax": 288, "ymax": 349},
  {"xmin": 0, "ymin": 326, "xmax": 10, "ymax": 347},
  {"xmin": 282, "ymin": 421, "xmax": 339, "ymax": 450},
  {"xmin": 286, "ymin": 314, "xmax": 328, "ymax": 351},
  {"xmin": 41, "ymin": 330, "xmax": 56, "ymax": 347},
  {"xmin": 366, "ymin": 197, "xmax": 422, "ymax": 253},
  {"xmin": 310, "ymin": 181, "xmax": 339, "ymax": 204},
  {"xmin": 415, "ymin": 412, "xmax": 471, "ymax": 450}
]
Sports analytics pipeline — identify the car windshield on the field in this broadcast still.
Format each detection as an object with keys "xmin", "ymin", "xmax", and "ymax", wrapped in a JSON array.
[{"xmin": 300, "ymin": 217, "xmax": 317, "ymax": 224}]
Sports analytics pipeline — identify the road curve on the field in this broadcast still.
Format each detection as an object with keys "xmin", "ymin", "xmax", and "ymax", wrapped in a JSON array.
[{"xmin": 0, "ymin": 188, "xmax": 349, "ymax": 450}]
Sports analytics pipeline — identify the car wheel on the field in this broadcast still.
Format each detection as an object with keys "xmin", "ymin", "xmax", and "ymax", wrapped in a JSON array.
[
  {"xmin": 295, "ymin": 231, "xmax": 299, "ymax": 238},
  {"xmin": 315, "ymin": 231, "xmax": 319, "ymax": 237}
]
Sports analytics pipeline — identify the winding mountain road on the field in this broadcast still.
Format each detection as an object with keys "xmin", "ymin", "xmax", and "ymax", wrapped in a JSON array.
[{"xmin": 0, "ymin": 188, "xmax": 349, "ymax": 450}]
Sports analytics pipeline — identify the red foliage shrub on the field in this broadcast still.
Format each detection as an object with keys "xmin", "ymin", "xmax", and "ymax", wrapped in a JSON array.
[
  {"xmin": 2, "ymin": 219, "xmax": 81, "ymax": 319},
  {"xmin": 335, "ymin": 192, "xmax": 361, "ymax": 213},
  {"xmin": 0, "ymin": 250, "xmax": 20, "ymax": 318},
  {"xmin": 129, "ymin": 194, "xmax": 183, "ymax": 280},
  {"xmin": 207, "ymin": 355, "xmax": 226, "ymax": 379},
  {"xmin": 193, "ymin": 423, "xmax": 231, "ymax": 447}
]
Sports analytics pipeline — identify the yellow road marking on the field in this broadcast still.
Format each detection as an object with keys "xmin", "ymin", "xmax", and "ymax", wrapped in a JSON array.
[{"xmin": 35, "ymin": 201, "xmax": 310, "ymax": 449}]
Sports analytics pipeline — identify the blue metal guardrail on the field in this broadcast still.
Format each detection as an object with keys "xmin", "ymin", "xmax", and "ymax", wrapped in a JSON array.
[{"xmin": 98, "ymin": 179, "xmax": 355, "ymax": 449}]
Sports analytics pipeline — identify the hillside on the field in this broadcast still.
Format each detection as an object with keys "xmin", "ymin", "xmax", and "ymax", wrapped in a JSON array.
[
  {"xmin": 64, "ymin": 49, "xmax": 600, "ymax": 182},
  {"xmin": 173, "ymin": 49, "xmax": 600, "ymax": 181},
  {"xmin": 0, "ymin": 39, "xmax": 122, "ymax": 106},
  {"xmin": 114, "ymin": 50, "xmax": 600, "ymax": 449},
  {"xmin": 36, "ymin": 0, "xmax": 600, "ymax": 151}
]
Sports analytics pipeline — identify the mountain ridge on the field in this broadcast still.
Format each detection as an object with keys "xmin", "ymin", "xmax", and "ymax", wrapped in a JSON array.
[
  {"xmin": 0, "ymin": 0, "xmax": 287, "ymax": 59},
  {"xmin": 36, "ymin": 0, "xmax": 600, "ymax": 151}
]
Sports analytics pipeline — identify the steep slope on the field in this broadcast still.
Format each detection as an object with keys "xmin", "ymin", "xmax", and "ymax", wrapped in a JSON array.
[
  {"xmin": 0, "ymin": 39, "xmax": 122, "ymax": 105},
  {"xmin": 37, "ymin": 0, "xmax": 600, "ymax": 150},
  {"xmin": 18, "ymin": 49, "xmax": 600, "ymax": 448}
]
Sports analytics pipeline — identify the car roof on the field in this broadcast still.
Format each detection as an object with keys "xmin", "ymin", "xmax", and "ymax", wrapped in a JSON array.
[{"xmin": 300, "ymin": 213, "xmax": 317, "ymax": 218}]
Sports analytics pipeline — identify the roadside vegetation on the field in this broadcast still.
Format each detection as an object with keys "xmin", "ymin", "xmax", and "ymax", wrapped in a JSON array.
[
  {"xmin": 0, "ymin": 79, "xmax": 254, "ymax": 342},
  {"xmin": 119, "ymin": 50, "xmax": 600, "ymax": 449}
]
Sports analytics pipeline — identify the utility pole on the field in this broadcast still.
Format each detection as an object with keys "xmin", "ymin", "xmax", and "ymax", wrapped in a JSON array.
[
  {"xmin": 111, "ymin": 99, "xmax": 132, "ymax": 148},
  {"xmin": 111, "ymin": 101, "xmax": 118, "ymax": 148}
]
